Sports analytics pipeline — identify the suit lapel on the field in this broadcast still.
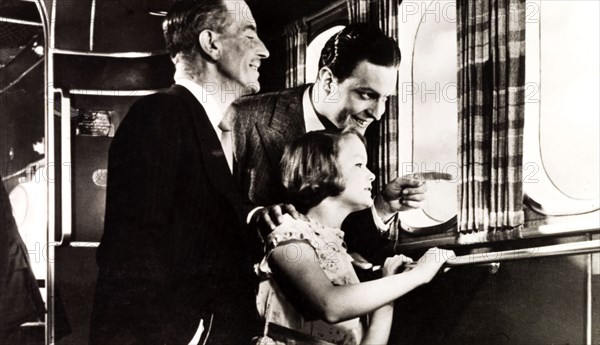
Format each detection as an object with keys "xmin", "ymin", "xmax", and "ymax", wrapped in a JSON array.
[
  {"xmin": 169, "ymin": 85, "xmax": 246, "ymax": 224},
  {"xmin": 256, "ymin": 86, "xmax": 307, "ymax": 168}
]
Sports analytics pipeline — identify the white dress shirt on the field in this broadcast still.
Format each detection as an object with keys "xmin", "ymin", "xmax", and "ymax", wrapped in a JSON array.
[
  {"xmin": 302, "ymin": 85, "xmax": 326, "ymax": 132},
  {"xmin": 176, "ymin": 79, "xmax": 233, "ymax": 172}
]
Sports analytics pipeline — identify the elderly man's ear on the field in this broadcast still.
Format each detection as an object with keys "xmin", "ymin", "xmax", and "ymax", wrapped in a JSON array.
[{"xmin": 199, "ymin": 30, "xmax": 221, "ymax": 61}]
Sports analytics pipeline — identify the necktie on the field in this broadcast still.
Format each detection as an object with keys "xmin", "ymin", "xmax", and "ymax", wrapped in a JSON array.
[{"xmin": 218, "ymin": 119, "xmax": 233, "ymax": 173}]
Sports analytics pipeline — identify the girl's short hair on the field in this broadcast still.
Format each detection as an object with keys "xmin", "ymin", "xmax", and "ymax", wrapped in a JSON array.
[{"xmin": 280, "ymin": 129, "xmax": 366, "ymax": 213}]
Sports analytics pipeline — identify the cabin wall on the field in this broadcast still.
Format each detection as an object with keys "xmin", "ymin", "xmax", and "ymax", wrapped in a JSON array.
[{"xmin": 1, "ymin": 1, "xmax": 598, "ymax": 345}]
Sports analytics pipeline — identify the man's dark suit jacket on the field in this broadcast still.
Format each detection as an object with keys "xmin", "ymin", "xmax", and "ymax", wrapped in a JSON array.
[
  {"xmin": 90, "ymin": 85, "xmax": 259, "ymax": 344},
  {"xmin": 231, "ymin": 85, "xmax": 391, "ymax": 263}
]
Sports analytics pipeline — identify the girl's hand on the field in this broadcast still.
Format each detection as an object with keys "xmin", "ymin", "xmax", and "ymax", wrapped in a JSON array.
[
  {"xmin": 411, "ymin": 247, "xmax": 455, "ymax": 284},
  {"xmin": 381, "ymin": 254, "xmax": 413, "ymax": 277}
]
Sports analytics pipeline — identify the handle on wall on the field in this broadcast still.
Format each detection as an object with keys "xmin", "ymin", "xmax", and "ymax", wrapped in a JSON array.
[
  {"xmin": 446, "ymin": 239, "xmax": 600, "ymax": 266},
  {"xmin": 53, "ymin": 89, "xmax": 72, "ymax": 246}
]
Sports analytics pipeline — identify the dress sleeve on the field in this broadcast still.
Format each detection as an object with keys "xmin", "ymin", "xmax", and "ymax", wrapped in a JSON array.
[{"xmin": 255, "ymin": 215, "xmax": 319, "ymax": 277}]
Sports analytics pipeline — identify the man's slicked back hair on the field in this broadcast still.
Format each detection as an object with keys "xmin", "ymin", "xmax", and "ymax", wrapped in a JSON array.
[
  {"xmin": 163, "ymin": 0, "xmax": 231, "ymax": 58},
  {"xmin": 319, "ymin": 23, "xmax": 401, "ymax": 82}
]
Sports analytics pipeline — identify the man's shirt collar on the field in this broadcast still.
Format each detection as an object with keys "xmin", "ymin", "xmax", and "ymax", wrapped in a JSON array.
[
  {"xmin": 176, "ymin": 78, "xmax": 224, "ymax": 133},
  {"xmin": 302, "ymin": 85, "xmax": 326, "ymax": 132}
]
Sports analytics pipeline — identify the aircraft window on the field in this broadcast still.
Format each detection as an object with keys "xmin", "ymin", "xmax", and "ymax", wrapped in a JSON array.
[
  {"xmin": 398, "ymin": 0, "xmax": 458, "ymax": 230},
  {"xmin": 523, "ymin": 0, "xmax": 599, "ymax": 215}
]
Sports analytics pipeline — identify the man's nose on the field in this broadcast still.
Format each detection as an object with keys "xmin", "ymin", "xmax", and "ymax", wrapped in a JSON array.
[
  {"xmin": 257, "ymin": 37, "xmax": 270, "ymax": 59},
  {"xmin": 369, "ymin": 99, "xmax": 386, "ymax": 121}
]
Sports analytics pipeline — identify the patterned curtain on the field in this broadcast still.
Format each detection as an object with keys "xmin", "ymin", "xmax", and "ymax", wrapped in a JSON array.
[
  {"xmin": 347, "ymin": 0, "xmax": 370, "ymax": 22},
  {"xmin": 284, "ymin": 19, "xmax": 307, "ymax": 88},
  {"xmin": 457, "ymin": 0, "xmax": 526, "ymax": 243},
  {"xmin": 347, "ymin": 0, "xmax": 400, "ymax": 195}
]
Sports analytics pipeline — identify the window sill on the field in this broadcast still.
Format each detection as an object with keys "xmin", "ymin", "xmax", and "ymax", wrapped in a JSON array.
[{"xmin": 395, "ymin": 207, "xmax": 600, "ymax": 252}]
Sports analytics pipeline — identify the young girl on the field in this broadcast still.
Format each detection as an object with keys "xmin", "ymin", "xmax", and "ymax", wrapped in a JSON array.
[{"xmin": 255, "ymin": 129, "xmax": 454, "ymax": 344}]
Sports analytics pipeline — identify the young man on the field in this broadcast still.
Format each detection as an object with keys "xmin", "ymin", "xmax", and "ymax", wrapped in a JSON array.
[
  {"xmin": 90, "ymin": 1, "xmax": 277, "ymax": 344},
  {"xmin": 231, "ymin": 24, "xmax": 426, "ymax": 264}
]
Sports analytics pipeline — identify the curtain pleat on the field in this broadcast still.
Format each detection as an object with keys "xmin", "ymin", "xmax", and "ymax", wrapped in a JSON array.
[
  {"xmin": 347, "ymin": 0, "xmax": 370, "ymax": 23},
  {"xmin": 457, "ymin": 0, "xmax": 525, "ymax": 243},
  {"xmin": 284, "ymin": 19, "xmax": 307, "ymax": 88}
]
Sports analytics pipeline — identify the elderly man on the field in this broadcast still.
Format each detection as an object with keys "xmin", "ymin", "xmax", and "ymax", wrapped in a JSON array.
[
  {"xmin": 231, "ymin": 24, "xmax": 426, "ymax": 266},
  {"xmin": 90, "ymin": 1, "xmax": 275, "ymax": 344}
]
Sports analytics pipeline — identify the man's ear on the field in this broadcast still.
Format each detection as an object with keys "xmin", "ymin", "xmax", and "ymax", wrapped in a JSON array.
[
  {"xmin": 198, "ymin": 30, "xmax": 220, "ymax": 61},
  {"xmin": 317, "ymin": 67, "xmax": 336, "ymax": 93}
]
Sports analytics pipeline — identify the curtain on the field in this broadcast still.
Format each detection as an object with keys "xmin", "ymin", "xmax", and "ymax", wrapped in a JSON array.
[
  {"xmin": 347, "ymin": 0, "xmax": 400, "ymax": 196},
  {"xmin": 457, "ymin": 0, "xmax": 526, "ymax": 243},
  {"xmin": 347, "ymin": 0, "xmax": 370, "ymax": 23},
  {"xmin": 284, "ymin": 19, "xmax": 307, "ymax": 88}
]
